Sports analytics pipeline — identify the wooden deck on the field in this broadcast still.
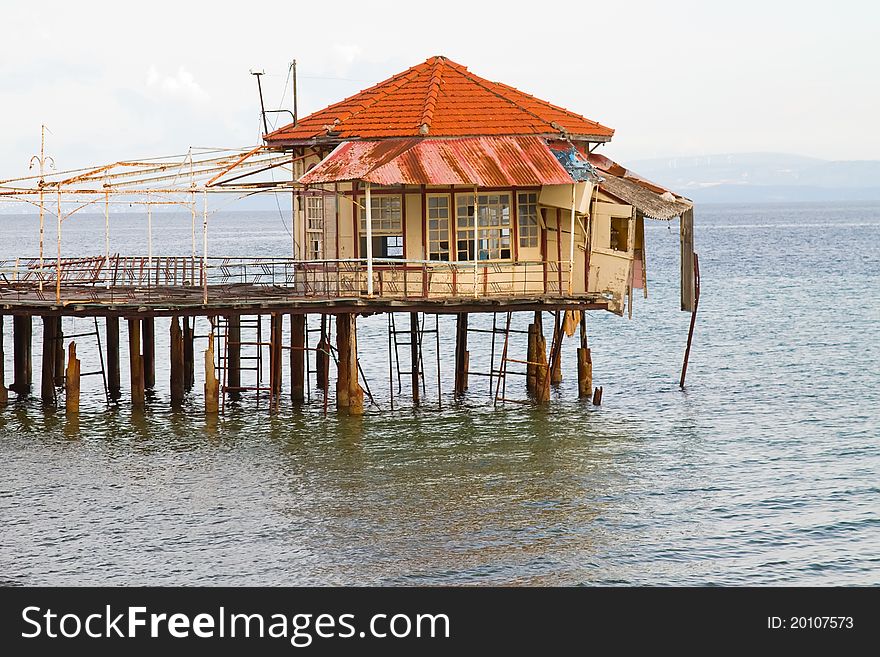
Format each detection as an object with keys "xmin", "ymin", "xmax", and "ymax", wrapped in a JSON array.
[{"xmin": 0, "ymin": 283, "xmax": 608, "ymax": 317}]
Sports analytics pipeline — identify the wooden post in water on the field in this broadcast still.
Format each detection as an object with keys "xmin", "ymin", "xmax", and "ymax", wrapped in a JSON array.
[
  {"xmin": 127, "ymin": 318, "xmax": 144, "ymax": 409},
  {"xmin": 0, "ymin": 315, "xmax": 7, "ymax": 406},
  {"xmin": 526, "ymin": 322, "xmax": 537, "ymax": 393},
  {"xmin": 204, "ymin": 332, "xmax": 219, "ymax": 414},
  {"xmin": 226, "ymin": 315, "xmax": 241, "ymax": 401},
  {"xmin": 183, "ymin": 317, "xmax": 195, "ymax": 391},
  {"xmin": 53, "ymin": 316, "xmax": 64, "ymax": 387},
  {"xmin": 269, "ymin": 313, "xmax": 283, "ymax": 404},
  {"xmin": 592, "ymin": 386, "xmax": 603, "ymax": 406},
  {"xmin": 533, "ymin": 313, "xmax": 550, "ymax": 403},
  {"xmin": 577, "ymin": 313, "xmax": 592, "ymax": 399},
  {"xmin": 65, "ymin": 341, "xmax": 80, "ymax": 415},
  {"xmin": 335, "ymin": 313, "xmax": 363, "ymax": 415},
  {"xmin": 41, "ymin": 315, "xmax": 57, "ymax": 404},
  {"xmin": 315, "ymin": 315, "xmax": 329, "ymax": 391},
  {"xmin": 290, "ymin": 314, "xmax": 305, "ymax": 404},
  {"xmin": 142, "ymin": 317, "xmax": 155, "ymax": 390},
  {"xmin": 170, "ymin": 317, "xmax": 185, "ymax": 408},
  {"xmin": 12, "ymin": 315, "xmax": 32, "ymax": 396},
  {"xmin": 454, "ymin": 313, "xmax": 469, "ymax": 394},
  {"xmin": 410, "ymin": 312, "xmax": 420, "ymax": 404},
  {"xmin": 106, "ymin": 317, "xmax": 121, "ymax": 401},
  {"xmin": 550, "ymin": 311, "xmax": 563, "ymax": 385}
]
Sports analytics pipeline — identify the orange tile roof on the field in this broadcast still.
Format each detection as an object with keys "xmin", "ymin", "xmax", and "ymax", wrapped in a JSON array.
[{"xmin": 265, "ymin": 56, "xmax": 614, "ymax": 144}]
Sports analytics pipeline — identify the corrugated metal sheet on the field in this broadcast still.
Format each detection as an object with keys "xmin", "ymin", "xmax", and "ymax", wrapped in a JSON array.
[
  {"xmin": 587, "ymin": 153, "xmax": 693, "ymax": 220},
  {"xmin": 299, "ymin": 136, "xmax": 575, "ymax": 186}
]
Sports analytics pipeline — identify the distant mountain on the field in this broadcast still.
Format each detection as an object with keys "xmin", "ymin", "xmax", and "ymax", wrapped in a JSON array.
[{"xmin": 624, "ymin": 153, "xmax": 880, "ymax": 203}]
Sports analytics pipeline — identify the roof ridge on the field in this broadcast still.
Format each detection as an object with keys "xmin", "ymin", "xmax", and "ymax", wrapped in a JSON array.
[
  {"xmin": 490, "ymin": 80, "xmax": 607, "ymax": 130},
  {"xmin": 418, "ymin": 57, "xmax": 445, "ymax": 136},
  {"xmin": 442, "ymin": 60, "xmax": 561, "ymax": 135}
]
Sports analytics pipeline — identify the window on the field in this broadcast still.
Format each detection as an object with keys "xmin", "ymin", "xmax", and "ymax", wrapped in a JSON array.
[
  {"xmin": 517, "ymin": 192, "xmax": 538, "ymax": 248},
  {"xmin": 359, "ymin": 195, "xmax": 402, "ymax": 234},
  {"xmin": 456, "ymin": 193, "xmax": 511, "ymax": 261},
  {"xmin": 305, "ymin": 196, "xmax": 324, "ymax": 260},
  {"xmin": 359, "ymin": 195, "xmax": 404, "ymax": 259},
  {"xmin": 427, "ymin": 195, "xmax": 450, "ymax": 261}
]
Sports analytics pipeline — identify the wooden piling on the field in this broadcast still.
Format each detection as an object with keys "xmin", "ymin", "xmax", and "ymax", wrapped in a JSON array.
[
  {"xmin": 526, "ymin": 323, "xmax": 537, "ymax": 393},
  {"xmin": 41, "ymin": 315, "xmax": 57, "ymax": 404},
  {"xmin": 534, "ymin": 328, "xmax": 550, "ymax": 403},
  {"xmin": 65, "ymin": 341, "xmax": 80, "ymax": 415},
  {"xmin": 550, "ymin": 312, "xmax": 563, "ymax": 385},
  {"xmin": 53, "ymin": 316, "xmax": 64, "ymax": 387},
  {"xmin": 410, "ymin": 312, "xmax": 420, "ymax": 404},
  {"xmin": 336, "ymin": 314, "xmax": 351, "ymax": 409},
  {"xmin": 226, "ymin": 315, "xmax": 241, "ymax": 401},
  {"xmin": 269, "ymin": 313, "xmax": 283, "ymax": 403},
  {"xmin": 142, "ymin": 317, "xmax": 155, "ymax": 390},
  {"xmin": 12, "ymin": 315, "xmax": 32, "ymax": 396},
  {"xmin": 170, "ymin": 317, "xmax": 185, "ymax": 408},
  {"xmin": 204, "ymin": 332, "xmax": 219, "ymax": 414},
  {"xmin": 592, "ymin": 386, "xmax": 603, "ymax": 406},
  {"xmin": 454, "ymin": 312, "xmax": 469, "ymax": 394},
  {"xmin": 106, "ymin": 317, "xmax": 121, "ymax": 401},
  {"xmin": 0, "ymin": 315, "xmax": 7, "ymax": 406},
  {"xmin": 336, "ymin": 313, "xmax": 363, "ymax": 415},
  {"xmin": 183, "ymin": 317, "xmax": 195, "ymax": 391},
  {"xmin": 127, "ymin": 318, "xmax": 144, "ymax": 409},
  {"xmin": 290, "ymin": 314, "xmax": 305, "ymax": 404},
  {"xmin": 577, "ymin": 314, "xmax": 592, "ymax": 399},
  {"xmin": 316, "ymin": 315, "xmax": 329, "ymax": 391}
]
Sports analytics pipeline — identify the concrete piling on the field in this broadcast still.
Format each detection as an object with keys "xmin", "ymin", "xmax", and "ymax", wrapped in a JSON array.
[
  {"xmin": 106, "ymin": 317, "xmax": 121, "ymax": 401},
  {"xmin": 290, "ymin": 314, "xmax": 305, "ymax": 404},
  {"xmin": 41, "ymin": 315, "xmax": 57, "ymax": 404},
  {"xmin": 127, "ymin": 318, "xmax": 145, "ymax": 409},
  {"xmin": 170, "ymin": 317, "xmax": 185, "ymax": 408},
  {"xmin": 12, "ymin": 315, "xmax": 32, "ymax": 396},
  {"xmin": 142, "ymin": 317, "xmax": 155, "ymax": 390}
]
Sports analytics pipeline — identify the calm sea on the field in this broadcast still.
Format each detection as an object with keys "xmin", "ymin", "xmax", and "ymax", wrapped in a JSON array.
[{"xmin": 0, "ymin": 202, "xmax": 878, "ymax": 585}]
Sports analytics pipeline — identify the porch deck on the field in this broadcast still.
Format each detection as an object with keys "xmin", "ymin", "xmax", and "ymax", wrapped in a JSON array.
[{"xmin": 0, "ymin": 256, "xmax": 609, "ymax": 316}]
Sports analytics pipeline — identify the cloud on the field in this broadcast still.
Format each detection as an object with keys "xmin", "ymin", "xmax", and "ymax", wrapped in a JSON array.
[{"xmin": 146, "ymin": 66, "xmax": 208, "ymax": 103}]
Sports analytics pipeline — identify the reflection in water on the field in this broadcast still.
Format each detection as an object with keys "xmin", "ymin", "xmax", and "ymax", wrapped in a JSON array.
[{"xmin": 1, "ymin": 203, "xmax": 879, "ymax": 585}]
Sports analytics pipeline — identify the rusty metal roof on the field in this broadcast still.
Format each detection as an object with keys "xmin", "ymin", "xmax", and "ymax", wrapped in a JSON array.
[
  {"xmin": 299, "ymin": 136, "xmax": 575, "ymax": 187},
  {"xmin": 587, "ymin": 153, "xmax": 693, "ymax": 220}
]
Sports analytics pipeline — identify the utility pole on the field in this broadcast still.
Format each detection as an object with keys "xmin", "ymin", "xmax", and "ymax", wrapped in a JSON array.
[{"xmin": 292, "ymin": 59, "xmax": 298, "ymax": 126}]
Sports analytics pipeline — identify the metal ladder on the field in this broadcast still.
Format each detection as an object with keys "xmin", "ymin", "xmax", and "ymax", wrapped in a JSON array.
[
  {"xmin": 59, "ymin": 316, "xmax": 110, "ymax": 404},
  {"xmin": 215, "ymin": 315, "xmax": 270, "ymax": 409}
]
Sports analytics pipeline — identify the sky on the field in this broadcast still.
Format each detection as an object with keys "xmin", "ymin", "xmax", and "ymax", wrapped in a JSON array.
[{"xmin": 0, "ymin": 0, "xmax": 877, "ymax": 178}]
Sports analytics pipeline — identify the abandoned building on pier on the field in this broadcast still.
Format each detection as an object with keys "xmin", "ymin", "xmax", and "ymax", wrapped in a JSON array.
[{"xmin": 0, "ymin": 56, "xmax": 697, "ymax": 415}]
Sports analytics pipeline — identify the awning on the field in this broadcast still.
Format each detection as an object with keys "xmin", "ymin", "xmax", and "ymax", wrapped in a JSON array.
[
  {"xmin": 299, "ymin": 136, "xmax": 575, "ymax": 187},
  {"xmin": 588, "ymin": 153, "xmax": 693, "ymax": 220}
]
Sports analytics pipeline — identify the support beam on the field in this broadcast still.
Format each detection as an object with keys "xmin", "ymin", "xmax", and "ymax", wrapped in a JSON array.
[
  {"xmin": 549, "ymin": 312, "xmax": 564, "ymax": 385},
  {"xmin": 106, "ymin": 317, "xmax": 121, "ymax": 401},
  {"xmin": 681, "ymin": 208, "xmax": 695, "ymax": 312},
  {"xmin": 226, "ymin": 315, "xmax": 241, "ymax": 401},
  {"xmin": 454, "ymin": 313, "xmax": 469, "ymax": 394},
  {"xmin": 269, "ymin": 313, "xmax": 283, "ymax": 404},
  {"xmin": 142, "ymin": 317, "xmax": 155, "ymax": 390},
  {"xmin": 316, "ymin": 315, "xmax": 329, "ymax": 391},
  {"xmin": 533, "ymin": 313, "xmax": 550, "ymax": 403},
  {"xmin": 65, "ymin": 341, "xmax": 80, "ymax": 415},
  {"xmin": 204, "ymin": 332, "xmax": 219, "ymax": 414},
  {"xmin": 170, "ymin": 317, "xmax": 185, "ymax": 408},
  {"xmin": 577, "ymin": 313, "xmax": 592, "ymax": 399},
  {"xmin": 183, "ymin": 317, "xmax": 195, "ymax": 391},
  {"xmin": 12, "ymin": 315, "xmax": 32, "ymax": 396},
  {"xmin": 335, "ymin": 313, "xmax": 363, "ymax": 415},
  {"xmin": 526, "ymin": 323, "xmax": 537, "ymax": 393},
  {"xmin": 0, "ymin": 315, "xmax": 7, "ymax": 406},
  {"xmin": 127, "ymin": 318, "xmax": 144, "ymax": 410},
  {"xmin": 410, "ymin": 312, "xmax": 420, "ymax": 404},
  {"xmin": 53, "ymin": 316, "xmax": 64, "ymax": 387},
  {"xmin": 290, "ymin": 314, "xmax": 305, "ymax": 403},
  {"xmin": 41, "ymin": 315, "xmax": 57, "ymax": 404}
]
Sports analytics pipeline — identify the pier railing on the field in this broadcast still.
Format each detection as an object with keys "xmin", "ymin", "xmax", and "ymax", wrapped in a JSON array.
[{"xmin": 0, "ymin": 255, "xmax": 581, "ymax": 305}]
